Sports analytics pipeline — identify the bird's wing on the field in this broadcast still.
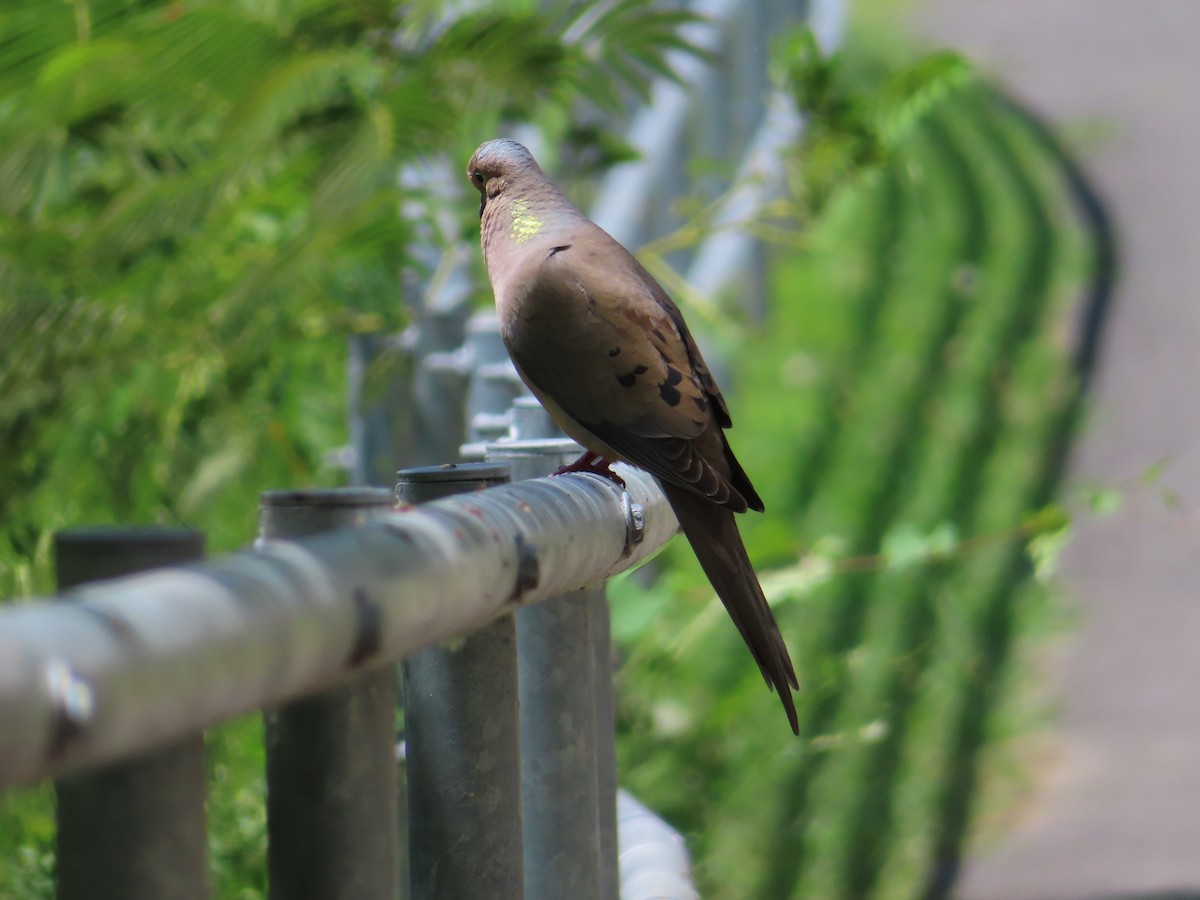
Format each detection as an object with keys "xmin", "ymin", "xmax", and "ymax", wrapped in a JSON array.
[{"xmin": 502, "ymin": 235, "xmax": 762, "ymax": 513}]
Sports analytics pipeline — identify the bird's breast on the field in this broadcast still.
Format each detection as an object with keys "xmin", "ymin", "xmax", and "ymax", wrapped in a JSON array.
[{"xmin": 497, "ymin": 273, "xmax": 586, "ymax": 348}]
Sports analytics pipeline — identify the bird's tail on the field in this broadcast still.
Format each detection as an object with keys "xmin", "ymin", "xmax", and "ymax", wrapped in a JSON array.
[{"xmin": 661, "ymin": 482, "xmax": 800, "ymax": 734}]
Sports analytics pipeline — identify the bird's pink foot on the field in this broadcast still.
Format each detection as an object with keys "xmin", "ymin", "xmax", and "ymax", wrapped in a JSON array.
[{"xmin": 552, "ymin": 452, "xmax": 626, "ymax": 488}]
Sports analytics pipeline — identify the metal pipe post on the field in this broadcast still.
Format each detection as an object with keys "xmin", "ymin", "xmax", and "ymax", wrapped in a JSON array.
[
  {"xmin": 617, "ymin": 790, "xmax": 697, "ymax": 900},
  {"xmin": 465, "ymin": 313, "xmax": 528, "ymax": 445},
  {"xmin": 504, "ymin": 405, "xmax": 620, "ymax": 899},
  {"xmin": 410, "ymin": 305, "xmax": 472, "ymax": 466},
  {"xmin": 259, "ymin": 488, "xmax": 398, "ymax": 900},
  {"xmin": 510, "ymin": 396, "xmax": 564, "ymax": 440},
  {"xmin": 54, "ymin": 526, "xmax": 208, "ymax": 900},
  {"xmin": 487, "ymin": 438, "xmax": 616, "ymax": 900},
  {"xmin": 593, "ymin": 588, "xmax": 620, "ymax": 900},
  {"xmin": 349, "ymin": 333, "xmax": 417, "ymax": 486},
  {"xmin": 396, "ymin": 463, "xmax": 524, "ymax": 900}
]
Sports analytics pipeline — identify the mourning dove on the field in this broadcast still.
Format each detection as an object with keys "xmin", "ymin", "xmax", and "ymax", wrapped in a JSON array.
[{"xmin": 468, "ymin": 139, "xmax": 799, "ymax": 734}]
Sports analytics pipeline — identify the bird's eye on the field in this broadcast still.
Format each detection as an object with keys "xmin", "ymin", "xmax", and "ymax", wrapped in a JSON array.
[{"xmin": 471, "ymin": 171, "xmax": 484, "ymax": 185}]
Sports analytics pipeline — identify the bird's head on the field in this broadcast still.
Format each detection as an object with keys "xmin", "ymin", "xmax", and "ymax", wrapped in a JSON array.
[{"xmin": 467, "ymin": 139, "xmax": 544, "ymax": 218}]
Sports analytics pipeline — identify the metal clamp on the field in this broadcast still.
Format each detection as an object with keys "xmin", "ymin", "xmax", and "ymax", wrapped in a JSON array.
[{"xmin": 622, "ymin": 490, "xmax": 646, "ymax": 555}]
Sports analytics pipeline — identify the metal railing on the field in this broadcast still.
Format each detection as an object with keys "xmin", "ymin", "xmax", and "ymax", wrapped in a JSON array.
[{"xmin": 0, "ymin": 430, "xmax": 676, "ymax": 899}]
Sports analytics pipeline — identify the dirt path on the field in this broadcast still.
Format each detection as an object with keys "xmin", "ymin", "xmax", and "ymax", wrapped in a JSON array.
[{"xmin": 909, "ymin": 2, "xmax": 1200, "ymax": 897}]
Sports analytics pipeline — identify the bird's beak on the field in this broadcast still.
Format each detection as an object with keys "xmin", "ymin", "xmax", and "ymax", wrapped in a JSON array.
[{"xmin": 479, "ymin": 194, "xmax": 486, "ymax": 218}]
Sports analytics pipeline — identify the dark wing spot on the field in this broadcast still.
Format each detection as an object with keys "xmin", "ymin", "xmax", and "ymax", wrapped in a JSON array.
[
  {"xmin": 692, "ymin": 395, "xmax": 709, "ymax": 413},
  {"xmin": 652, "ymin": 328, "xmax": 667, "ymax": 343},
  {"xmin": 616, "ymin": 364, "xmax": 648, "ymax": 388},
  {"xmin": 608, "ymin": 347, "xmax": 621, "ymax": 357},
  {"xmin": 660, "ymin": 383, "xmax": 682, "ymax": 406},
  {"xmin": 664, "ymin": 367, "xmax": 683, "ymax": 386},
  {"xmin": 548, "ymin": 244, "xmax": 571, "ymax": 257}
]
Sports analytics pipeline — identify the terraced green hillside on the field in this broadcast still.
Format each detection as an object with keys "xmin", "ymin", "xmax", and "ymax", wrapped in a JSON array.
[{"xmin": 613, "ymin": 84, "xmax": 1098, "ymax": 899}]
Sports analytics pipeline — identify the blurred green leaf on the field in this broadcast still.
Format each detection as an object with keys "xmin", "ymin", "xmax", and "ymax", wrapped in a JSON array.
[
  {"xmin": 1028, "ymin": 521, "xmax": 1073, "ymax": 583},
  {"xmin": 1087, "ymin": 486, "xmax": 1124, "ymax": 516},
  {"xmin": 881, "ymin": 521, "xmax": 959, "ymax": 571},
  {"xmin": 1141, "ymin": 457, "xmax": 1169, "ymax": 486}
]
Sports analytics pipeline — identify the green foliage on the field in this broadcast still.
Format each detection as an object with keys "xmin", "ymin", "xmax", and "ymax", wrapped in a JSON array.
[
  {"xmin": 1027, "ymin": 517, "xmax": 1072, "ymax": 584},
  {"xmin": 206, "ymin": 718, "xmax": 269, "ymax": 899},
  {"xmin": 0, "ymin": 785, "xmax": 54, "ymax": 895},
  {"xmin": 612, "ymin": 61, "xmax": 1095, "ymax": 900},
  {"xmin": 880, "ymin": 522, "xmax": 960, "ymax": 571},
  {"xmin": 775, "ymin": 27, "xmax": 973, "ymax": 213},
  {"xmin": 0, "ymin": 0, "xmax": 705, "ymax": 597},
  {"xmin": 555, "ymin": 0, "xmax": 708, "ymax": 109}
]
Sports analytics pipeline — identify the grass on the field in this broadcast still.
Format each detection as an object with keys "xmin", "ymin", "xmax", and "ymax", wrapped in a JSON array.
[{"xmin": 613, "ymin": 80, "xmax": 1096, "ymax": 899}]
